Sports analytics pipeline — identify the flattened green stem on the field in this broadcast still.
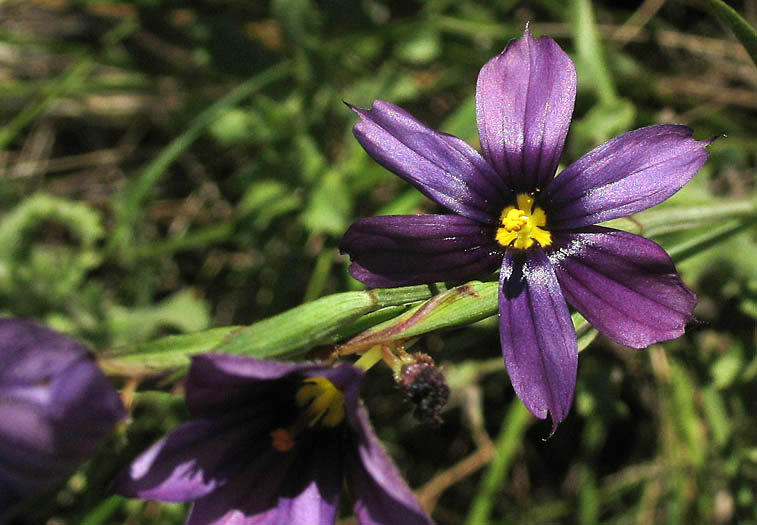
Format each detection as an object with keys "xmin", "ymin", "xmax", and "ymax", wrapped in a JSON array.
[
  {"xmin": 99, "ymin": 326, "xmax": 241, "ymax": 376},
  {"xmin": 337, "ymin": 284, "xmax": 483, "ymax": 355},
  {"xmin": 102, "ymin": 202, "xmax": 756, "ymax": 375}
]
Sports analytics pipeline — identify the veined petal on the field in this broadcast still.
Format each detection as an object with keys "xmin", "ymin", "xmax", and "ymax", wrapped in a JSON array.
[
  {"xmin": 186, "ymin": 432, "xmax": 341, "ymax": 525},
  {"xmin": 186, "ymin": 354, "xmax": 315, "ymax": 416},
  {"xmin": 476, "ymin": 27, "xmax": 576, "ymax": 192},
  {"xmin": 546, "ymin": 125, "xmax": 711, "ymax": 229},
  {"xmin": 186, "ymin": 355, "xmax": 362, "ymax": 418},
  {"xmin": 350, "ymin": 100, "xmax": 510, "ymax": 223},
  {"xmin": 112, "ymin": 418, "xmax": 253, "ymax": 502},
  {"xmin": 347, "ymin": 405, "xmax": 432, "ymax": 525},
  {"xmin": 498, "ymin": 250, "xmax": 577, "ymax": 429},
  {"xmin": 549, "ymin": 227, "xmax": 696, "ymax": 348},
  {"xmin": 339, "ymin": 214, "xmax": 501, "ymax": 288},
  {"xmin": 0, "ymin": 320, "xmax": 124, "ymax": 518}
]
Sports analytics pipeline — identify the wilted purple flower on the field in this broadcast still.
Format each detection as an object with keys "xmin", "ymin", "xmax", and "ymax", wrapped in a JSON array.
[
  {"xmin": 114, "ymin": 353, "xmax": 432, "ymax": 525},
  {"xmin": 339, "ymin": 28, "xmax": 709, "ymax": 429},
  {"xmin": 0, "ymin": 319, "xmax": 125, "ymax": 519}
]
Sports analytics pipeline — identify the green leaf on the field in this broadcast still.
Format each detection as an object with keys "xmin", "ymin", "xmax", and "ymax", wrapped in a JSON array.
[
  {"xmin": 0, "ymin": 60, "xmax": 93, "ymax": 152},
  {"xmin": 572, "ymin": 0, "xmax": 617, "ymax": 105},
  {"xmin": 106, "ymin": 289, "xmax": 212, "ymax": 346},
  {"xmin": 394, "ymin": 27, "xmax": 441, "ymax": 64},
  {"xmin": 701, "ymin": 386, "xmax": 731, "ymax": 448},
  {"xmin": 705, "ymin": 0, "xmax": 757, "ymax": 67},
  {"xmin": 302, "ymin": 169, "xmax": 352, "ymax": 235},
  {"xmin": 603, "ymin": 200, "xmax": 756, "ymax": 238},
  {"xmin": 0, "ymin": 194, "xmax": 104, "ymax": 302}
]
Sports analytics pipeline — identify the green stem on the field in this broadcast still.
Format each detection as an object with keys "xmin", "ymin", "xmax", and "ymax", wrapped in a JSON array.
[
  {"xmin": 668, "ymin": 218, "xmax": 755, "ymax": 262},
  {"xmin": 705, "ymin": 0, "xmax": 757, "ymax": 67},
  {"xmin": 604, "ymin": 200, "xmax": 756, "ymax": 237},
  {"xmin": 465, "ymin": 400, "xmax": 532, "ymax": 525}
]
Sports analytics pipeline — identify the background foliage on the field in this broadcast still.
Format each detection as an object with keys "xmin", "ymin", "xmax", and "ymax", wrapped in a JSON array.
[{"xmin": 0, "ymin": 0, "xmax": 755, "ymax": 523}]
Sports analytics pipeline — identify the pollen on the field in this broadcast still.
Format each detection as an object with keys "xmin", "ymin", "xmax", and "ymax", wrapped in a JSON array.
[
  {"xmin": 295, "ymin": 376, "xmax": 345, "ymax": 427},
  {"xmin": 495, "ymin": 193, "xmax": 552, "ymax": 249},
  {"xmin": 271, "ymin": 427, "xmax": 296, "ymax": 452}
]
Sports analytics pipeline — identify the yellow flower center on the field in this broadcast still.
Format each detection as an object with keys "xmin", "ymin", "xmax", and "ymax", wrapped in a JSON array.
[
  {"xmin": 295, "ymin": 376, "xmax": 345, "ymax": 428},
  {"xmin": 270, "ymin": 376, "xmax": 346, "ymax": 453},
  {"xmin": 495, "ymin": 193, "xmax": 552, "ymax": 249}
]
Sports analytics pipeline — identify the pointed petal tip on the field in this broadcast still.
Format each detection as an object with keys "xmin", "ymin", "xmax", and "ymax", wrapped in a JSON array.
[
  {"xmin": 477, "ymin": 26, "xmax": 576, "ymax": 191},
  {"xmin": 498, "ymin": 252, "xmax": 577, "ymax": 439}
]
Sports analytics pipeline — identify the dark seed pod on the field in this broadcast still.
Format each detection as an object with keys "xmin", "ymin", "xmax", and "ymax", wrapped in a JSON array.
[{"xmin": 398, "ymin": 356, "xmax": 449, "ymax": 425}]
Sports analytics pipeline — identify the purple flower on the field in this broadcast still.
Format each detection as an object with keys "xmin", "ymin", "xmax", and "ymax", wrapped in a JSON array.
[
  {"xmin": 114, "ymin": 353, "xmax": 433, "ymax": 525},
  {"xmin": 339, "ymin": 28, "xmax": 709, "ymax": 429},
  {"xmin": 0, "ymin": 319, "xmax": 125, "ymax": 519}
]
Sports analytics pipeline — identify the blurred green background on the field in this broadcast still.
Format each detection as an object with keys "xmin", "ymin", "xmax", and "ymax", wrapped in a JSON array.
[{"xmin": 1, "ymin": 0, "xmax": 756, "ymax": 523}]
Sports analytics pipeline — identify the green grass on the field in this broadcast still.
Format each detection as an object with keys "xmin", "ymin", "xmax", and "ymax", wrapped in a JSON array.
[{"xmin": 1, "ymin": 0, "xmax": 756, "ymax": 523}]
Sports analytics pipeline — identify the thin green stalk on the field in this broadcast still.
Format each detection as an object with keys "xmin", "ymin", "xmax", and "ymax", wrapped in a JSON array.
[
  {"xmin": 131, "ymin": 222, "xmax": 234, "ymax": 259},
  {"xmin": 604, "ymin": 200, "xmax": 756, "ymax": 237},
  {"xmin": 303, "ymin": 250, "xmax": 334, "ymax": 302},
  {"xmin": 705, "ymin": 0, "xmax": 757, "ymax": 67},
  {"xmin": 465, "ymin": 400, "xmax": 532, "ymax": 525},
  {"xmin": 572, "ymin": 0, "xmax": 617, "ymax": 104},
  {"xmin": 108, "ymin": 61, "xmax": 292, "ymax": 256},
  {"xmin": 0, "ymin": 60, "xmax": 93, "ymax": 152},
  {"xmin": 668, "ymin": 218, "xmax": 755, "ymax": 262}
]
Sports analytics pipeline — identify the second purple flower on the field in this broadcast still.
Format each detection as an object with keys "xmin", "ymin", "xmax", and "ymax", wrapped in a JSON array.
[
  {"xmin": 113, "ymin": 354, "xmax": 432, "ymax": 524},
  {"xmin": 340, "ymin": 28, "xmax": 710, "ymax": 429}
]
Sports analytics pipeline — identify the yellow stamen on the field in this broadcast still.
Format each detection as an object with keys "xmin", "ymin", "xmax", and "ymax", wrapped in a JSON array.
[
  {"xmin": 495, "ymin": 193, "xmax": 552, "ymax": 249},
  {"xmin": 295, "ymin": 377, "xmax": 345, "ymax": 428},
  {"xmin": 270, "ymin": 428, "xmax": 296, "ymax": 452},
  {"xmin": 502, "ymin": 208, "xmax": 527, "ymax": 231}
]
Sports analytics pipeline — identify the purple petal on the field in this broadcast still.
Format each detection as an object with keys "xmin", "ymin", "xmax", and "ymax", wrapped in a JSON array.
[
  {"xmin": 50, "ymin": 356, "xmax": 126, "ymax": 456},
  {"xmin": 186, "ymin": 355, "xmax": 362, "ymax": 417},
  {"xmin": 498, "ymin": 250, "xmax": 577, "ymax": 429},
  {"xmin": 112, "ymin": 418, "xmax": 253, "ymax": 502},
  {"xmin": 347, "ymin": 405, "xmax": 432, "ymax": 525},
  {"xmin": 476, "ymin": 27, "xmax": 576, "ymax": 192},
  {"xmin": 549, "ymin": 227, "xmax": 696, "ymax": 348},
  {"xmin": 185, "ymin": 354, "xmax": 314, "ymax": 415},
  {"xmin": 0, "ymin": 319, "xmax": 124, "ymax": 515},
  {"xmin": 339, "ymin": 214, "xmax": 501, "ymax": 288},
  {"xmin": 0, "ymin": 319, "xmax": 83, "ymax": 385},
  {"xmin": 350, "ymin": 100, "xmax": 510, "ymax": 223},
  {"xmin": 187, "ymin": 432, "xmax": 341, "ymax": 525},
  {"xmin": 545, "ymin": 125, "xmax": 711, "ymax": 229}
]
